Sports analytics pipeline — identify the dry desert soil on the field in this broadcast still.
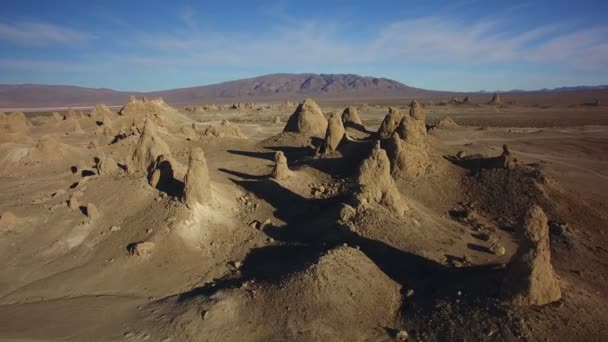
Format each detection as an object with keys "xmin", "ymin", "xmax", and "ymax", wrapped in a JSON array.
[{"xmin": 0, "ymin": 97, "xmax": 607, "ymax": 341}]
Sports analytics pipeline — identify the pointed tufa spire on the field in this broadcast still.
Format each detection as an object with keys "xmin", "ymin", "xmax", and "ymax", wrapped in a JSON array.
[
  {"xmin": 129, "ymin": 119, "xmax": 172, "ymax": 174},
  {"xmin": 377, "ymin": 107, "xmax": 404, "ymax": 140},
  {"xmin": 320, "ymin": 112, "xmax": 345, "ymax": 154},
  {"xmin": 394, "ymin": 100, "xmax": 426, "ymax": 144},
  {"xmin": 501, "ymin": 205, "xmax": 561, "ymax": 306},
  {"xmin": 341, "ymin": 106, "xmax": 363, "ymax": 126},
  {"xmin": 496, "ymin": 144, "xmax": 516, "ymax": 169},
  {"xmin": 489, "ymin": 93, "xmax": 502, "ymax": 105},
  {"xmin": 354, "ymin": 142, "xmax": 408, "ymax": 216},
  {"xmin": 182, "ymin": 147, "xmax": 212, "ymax": 207},
  {"xmin": 271, "ymin": 151, "xmax": 291, "ymax": 180},
  {"xmin": 283, "ymin": 98, "xmax": 328, "ymax": 136}
]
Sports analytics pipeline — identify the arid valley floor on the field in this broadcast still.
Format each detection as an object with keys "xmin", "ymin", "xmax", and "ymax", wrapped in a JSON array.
[{"xmin": 0, "ymin": 97, "xmax": 607, "ymax": 341}]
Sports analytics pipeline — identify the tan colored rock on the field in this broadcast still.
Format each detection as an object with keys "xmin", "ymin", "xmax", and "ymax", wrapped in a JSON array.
[
  {"xmin": 4, "ymin": 112, "xmax": 32, "ymax": 135},
  {"xmin": 68, "ymin": 195, "xmax": 80, "ymax": 210},
  {"xmin": 96, "ymin": 156, "xmax": 120, "ymax": 176},
  {"xmin": 341, "ymin": 106, "xmax": 363, "ymax": 126},
  {"xmin": 202, "ymin": 120, "xmax": 245, "ymax": 138},
  {"xmin": 149, "ymin": 155, "xmax": 175, "ymax": 189},
  {"xmin": 320, "ymin": 112, "xmax": 345, "ymax": 154},
  {"xmin": 354, "ymin": 142, "xmax": 408, "ymax": 216},
  {"xmin": 129, "ymin": 120, "xmax": 172, "ymax": 173},
  {"xmin": 283, "ymin": 98, "xmax": 328, "ymax": 136},
  {"xmin": 495, "ymin": 144, "xmax": 516, "ymax": 169},
  {"xmin": 86, "ymin": 203, "xmax": 100, "ymax": 220},
  {"xmin": 0, "ymin": 211, "xmax": 17, "ymax": 231},
  {"xmin": 394, "ymin": 100, "xmax": 426, "ymax": 144},
  {"xmin": 129, "ymin": 241, "xmax": 155, "ymax": 257},
  {"xmin": 271, "ymin": 151, "xmax": 291, "ymax": 180},
  {"xmin": 273, "ymin": 116, "xmax": 281, "ymax": 124},
  {"xmin": 489, "ymin": 93, "xmax": 502, "ymax": 105},
  {"xmin": 385, "ymin": 134, "xmax": 430, "ymax": 179},
  {"xmin": 434, "ymin": 117, "xmax": 459, "ymax": 129},
  {"xmin": 502, "ymin": 205, "xmax": 561, "ymax": 306},
  {"xmin": 119, "ymin": 97, "xmax": 175, "ymax": 116},
  {"xmin": 377, "ymin": 107, "xmax": 404, "ymax": 140},
  {"xmin": 180, "ymin": 126, "xmax": 197, "ymax": 139},
  {"xmin": 182, "ymin": 148, "xmax": 212, "ymax": 207}
]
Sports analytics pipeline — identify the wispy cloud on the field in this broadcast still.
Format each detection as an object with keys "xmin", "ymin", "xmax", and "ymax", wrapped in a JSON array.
[
  {"xmin": 0, "ymin": 20, "xmax": 96, "ymax": 46},
  {"xmin": 128, "ymin": 14, "xmax": 607, "ymax": 71}
]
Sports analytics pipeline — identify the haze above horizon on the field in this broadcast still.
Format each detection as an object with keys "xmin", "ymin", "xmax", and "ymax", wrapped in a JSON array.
[{"xmin": 0, "ymin": 0, "xmax": 606, "ymax": 92}]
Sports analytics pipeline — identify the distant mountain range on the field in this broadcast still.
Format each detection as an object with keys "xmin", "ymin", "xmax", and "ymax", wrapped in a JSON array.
[{"xmin": 0, "ymin": 73, "xmax": 606, "ymax": 108}]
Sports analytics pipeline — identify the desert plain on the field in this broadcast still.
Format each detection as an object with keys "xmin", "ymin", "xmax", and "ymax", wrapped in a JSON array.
[{"xmin": 0, "ymin": 92, "xmax": 607, "ymax": 341}]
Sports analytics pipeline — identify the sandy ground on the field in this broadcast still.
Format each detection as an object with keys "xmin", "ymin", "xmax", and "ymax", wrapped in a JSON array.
[{"xmin": 0, "ymin": 100, "xmax": 607, "ymax": 341}]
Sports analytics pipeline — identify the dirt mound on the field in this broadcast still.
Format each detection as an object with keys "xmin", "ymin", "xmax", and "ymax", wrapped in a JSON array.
[
  {"xmin": 167, "ymin": 246, "xmax": 401, "ymax": 341},
  {"xmin": 434, "ymin": 117, "xmax": 460, "ymax": 129},
  {"xmin": 461, "ymin": 165, "xmax": 550, "ymax": 222},
  {"xmin": 354, "ymin": 142, "xmax": 408, "ymax": 216},
  {"xmin": 377, "ymin": 107, "xmax": 404, "ymax": 139},
  {"xmin": 319, "ymin": 112, "xmax": 345, "ymax": 154},
  {"xmin": 128, "ymin": 119, "xmax": 172, "ymax": 174},
  {"xmin": 283, "ymin": 98, "xmax": 328, "ymax": 136},
  {"xmin": 501, "ymin": 205, "xmax": 561, "ymax": 306},
  {"xmin": 271, "ymin": 151, "xmax": 291, "ymax": 180},
  {"xmin": 489, "ymin": 93, "xmax": 502, "ymax": 105},
  {"xmin": 202, "ymin": 120, "xmax": 245, "ymax": 138},
  {"xmin": 341, "ymin": 106, "xmax": 363, "ymax": 126},
  {"xmin": 182, "ymin": 147, "xmax": 212, "ymax": 207}
]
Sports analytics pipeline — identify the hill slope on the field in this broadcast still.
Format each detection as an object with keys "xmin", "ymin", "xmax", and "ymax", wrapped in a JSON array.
[
  {"xmin": 0, "ymin": 73, "xmax": 439, "ymax": 108},
  {"xmin": 0, "ymin": 73, "xmax": 606, "ymax": 108}
]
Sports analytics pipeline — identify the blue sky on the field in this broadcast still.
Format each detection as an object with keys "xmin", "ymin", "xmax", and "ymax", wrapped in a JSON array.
[{"xmin": 0, "ymin": 0, "xmax": 607, "ymax": 91}]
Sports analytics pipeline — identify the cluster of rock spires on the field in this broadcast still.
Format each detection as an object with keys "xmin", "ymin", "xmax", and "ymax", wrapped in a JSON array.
[{"xmin": 2, "ymin": 94, "xmax": 562, "ymax": 311}]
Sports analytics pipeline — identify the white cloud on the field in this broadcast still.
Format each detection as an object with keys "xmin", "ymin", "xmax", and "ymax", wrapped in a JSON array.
[
  {"xmin": 129, "ymin": 14, "xmax": 607, "ymax": 71},
  {"xmin": 0, "ymin": 21, "xmax": 96, "ymax": 46}
]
